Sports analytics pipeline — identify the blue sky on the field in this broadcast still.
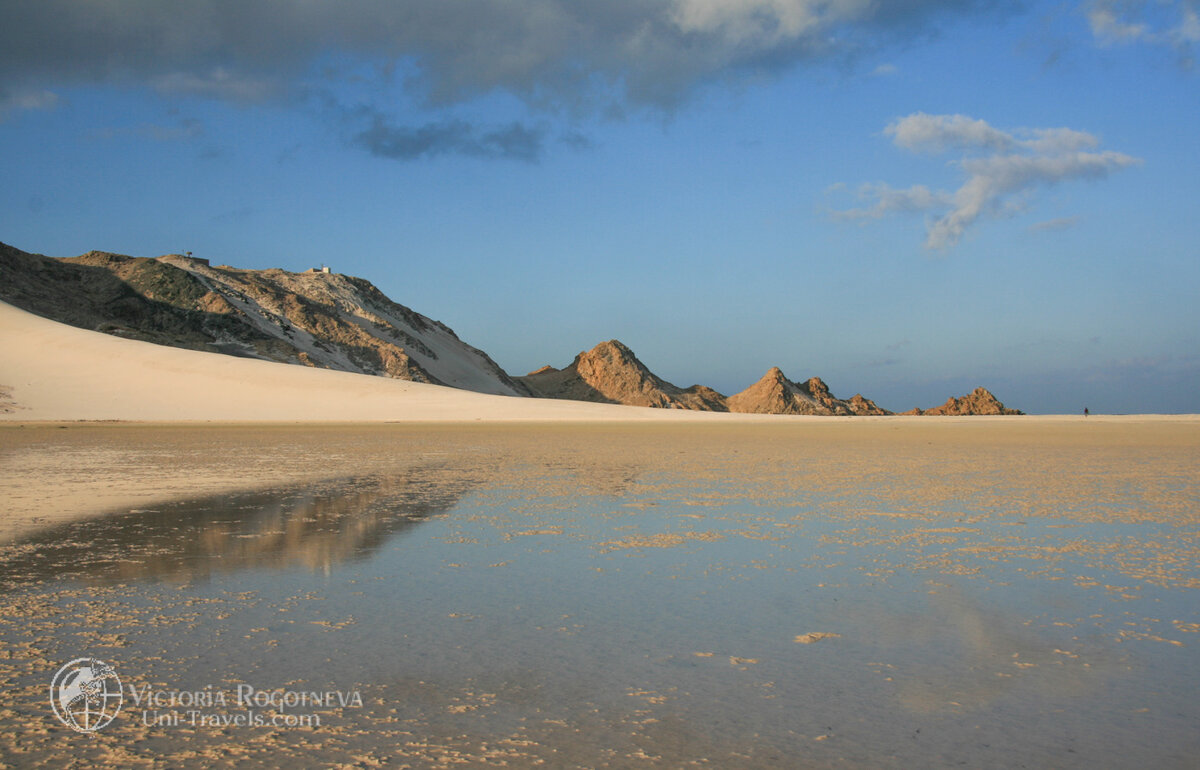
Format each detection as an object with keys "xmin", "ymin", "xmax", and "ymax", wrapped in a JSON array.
[{"xmin": 2, "ymin": 1, "xmax": 1197, "ymax": 413}]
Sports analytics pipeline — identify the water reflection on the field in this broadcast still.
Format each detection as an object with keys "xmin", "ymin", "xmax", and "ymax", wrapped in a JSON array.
[
  {"xmin": 0, "ymin": 471, "xmax": 474, "ymax": 588},
  {"xmin": 883, "ymin": 584, "xmax": 1110, "ymax": 715}
]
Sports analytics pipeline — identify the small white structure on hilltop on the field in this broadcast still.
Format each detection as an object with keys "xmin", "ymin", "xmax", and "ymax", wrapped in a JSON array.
[{"xmin": 306, "ymin": 265, "xmax": 331, "ymax": 274}]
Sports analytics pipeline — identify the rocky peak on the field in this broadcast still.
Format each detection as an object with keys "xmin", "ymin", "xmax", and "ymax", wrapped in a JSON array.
[
  {"xmin": 905, "ymin": 387, "xmax": 1023, "ymax": 416},
  {"xmin": 727, "ymin": 368, "xmax": 891, "ymax": 416},
  {"xmin": 575, "ymin": 340, "xmax": 656, "ymax": 383},
  {"xmin": 801, "ymin": 376, "xmax": 850, "ymax": 415},
  {"xmin": 518, "ymin": 340, "xmax": 727, "ymax": 410},
  {"xmin": 847, "ymin": 393, "xmax": 890, "ymax": 416},
  {"xmin": 805, "ymin": 376, "xmax": 831, "ymax": 395}
]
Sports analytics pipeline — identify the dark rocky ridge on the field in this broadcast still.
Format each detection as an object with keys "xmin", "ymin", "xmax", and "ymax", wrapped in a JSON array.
[{"xmin": 0, "ymin": 242, "xmax": 528, "ymax": 396}]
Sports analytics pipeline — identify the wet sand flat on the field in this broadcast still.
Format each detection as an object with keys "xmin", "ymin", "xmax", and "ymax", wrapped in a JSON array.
[{"xmin": 1, "ymin": 417, "xmax": 1198, "ymax": 767}]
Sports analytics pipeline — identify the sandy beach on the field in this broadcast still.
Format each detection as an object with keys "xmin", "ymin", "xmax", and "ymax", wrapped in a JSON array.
[
  {"xmin": 1, "ymin": 416, "xmax": 1196, "ymax": 541},
  {"xmin": 1, "ymin": 419, "xmax": 1198, "ymax": 767},
  {"xmin": 3, "ymin": 299, "xmax": 1200, "ymax": 767}
]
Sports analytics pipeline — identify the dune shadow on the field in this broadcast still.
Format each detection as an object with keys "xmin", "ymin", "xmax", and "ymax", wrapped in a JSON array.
[{"xmin": 0, "ymin": 470, "xmax": 476, "ymax": 589}]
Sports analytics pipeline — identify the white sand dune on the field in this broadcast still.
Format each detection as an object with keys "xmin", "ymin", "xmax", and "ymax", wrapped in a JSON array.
[
  {"xmin": 5, "ymin": 300, "xmax": 1193, "ymax": 424},
  {"xmin": 0, "ymin": 300, "xmax": 776, "ymax": 423}
]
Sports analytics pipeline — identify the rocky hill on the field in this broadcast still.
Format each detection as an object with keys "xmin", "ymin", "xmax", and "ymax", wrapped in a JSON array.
[
  {"xmin": 0, "ymin": 242, "xmax": 528, "ymax": 396},
  {"xmin": 522, "ymin": 340, "xmax": 1020, "ymax": 416},
  {"xmin": 903, "ymin": 387, "xmax": 1024, "ymax": 416},
  {"xmin": 517, "ymin": 340, "xmax": 727, "ymax": 410},
  {"xmin": 520, "ymin": 342, "xmax": 894, "ymax": 416},
  {"xmin": 726, "ymin": 367, "xmax": 891, "ymax": 416}
]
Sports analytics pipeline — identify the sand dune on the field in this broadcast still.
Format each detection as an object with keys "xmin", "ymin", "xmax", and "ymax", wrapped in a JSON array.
[
  {"xmin": 5, "ymin": 300, "xmax": 1193, "ymax": 424},
  {"xmin": 0, "ymin": 300, "xmax": 778, "ymax": 423}
]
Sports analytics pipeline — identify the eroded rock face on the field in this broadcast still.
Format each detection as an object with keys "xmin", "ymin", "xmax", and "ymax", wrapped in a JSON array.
[
  {"xmin": 726, "ymin": 367, "xmax": 818, "ymax": 415},
  {"xmin": 847, "ymin": 393, "xmax": 890, "ymax": 416},
  {"xmin": 726, "ymin": 368, "xmax": 892, "ymax": 416},
  {"xmin": 518, "ymin": 340, "xmax": 728, "ymax": 410},
  {"xmin": 0, "ymin": 242, "xmax": 528, "ymax": 396},
  {"xmin": 905, "ymin": 387, "xmax": 1023, "ymax": 416},
  {"xmin": 520, "ymin": 348, "xmax": 900, "ymax": 417}
]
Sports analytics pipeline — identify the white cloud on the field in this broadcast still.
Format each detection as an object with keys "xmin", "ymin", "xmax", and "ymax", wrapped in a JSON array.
[
  {"xmin": 885, "ymin": 112, "xmax": 1014, "ymax": 153},
  {"xmin": 1087, "ymin": 4, "xmax": 1151, "ymax": 44},
  {"xmin": 1023, "ymin": 126, "xmax": 1100, "ymax": 154},
  {"xmin": 1176, "ymin": 5, "xmax": 1200, "ymax": 43},
  {"xmin": 0, "ymin": 88, "xmax": 59, "ymax": 120},
  {"xmin": 669, "ymin": 0, "xmax": 876, "ymax": 47},
  {"xmin": 1086, "ymin": 0, "xmax": 1200, "ymax": 56},
  {"xmin": 833, "ymin": 182, "xmax": 951, "ymax": 220},
  {"xmin": 836, "ymin": 113, "xmax": 1140, "ymax": 250}
]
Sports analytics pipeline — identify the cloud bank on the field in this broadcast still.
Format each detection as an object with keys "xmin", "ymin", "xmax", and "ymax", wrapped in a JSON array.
[
  {"xmin": 354, "ymin": 112, "xmax": 545, "ymax": 162},
  {"xmin": 836, "ymin": 113, "xmax": 1141, "ymax": 250},
  {"xmin": 0, "ymin": 0, "xmax": 1001, "ymax": 114}
]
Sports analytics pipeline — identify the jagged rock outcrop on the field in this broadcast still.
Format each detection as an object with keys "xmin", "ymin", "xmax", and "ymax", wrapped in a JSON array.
[
  {"xmin": 903, "ymin": 387, "xmax": 1023, "ymax": 416},
  {"xmin": 0, "ymin": 242, "xmax": 528, "ymax": 396},
  {"xmin": 726, "ymin": 367, "xmax": 891, "ymax": 416},
  {"xmin": 847, "ymin": 393, "xmax": 890, "ymax": 415},
  {"xmin": 520, "ymin": 348, "xmax": 897, "ymax": 416},
  {"xmin": 518, "ymin": 340, "xmax": 728, "ymax": 410}
]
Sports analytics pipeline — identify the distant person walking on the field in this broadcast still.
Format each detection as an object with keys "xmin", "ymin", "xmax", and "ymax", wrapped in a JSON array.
[{"xmin": 1084, "ymin": 407, "xmax": 1089, "ymax": 417}]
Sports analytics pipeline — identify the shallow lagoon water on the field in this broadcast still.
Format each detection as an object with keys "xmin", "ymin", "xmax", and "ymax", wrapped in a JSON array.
[{"xmin": 1, "ymin": 422, "xmax": 1198, "ymax": 767}]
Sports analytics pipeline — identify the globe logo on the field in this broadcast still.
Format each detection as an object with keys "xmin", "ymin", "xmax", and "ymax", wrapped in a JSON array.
[{"xmin": 50, "ymin": 657, "xmax": 123, "ymax": 733}]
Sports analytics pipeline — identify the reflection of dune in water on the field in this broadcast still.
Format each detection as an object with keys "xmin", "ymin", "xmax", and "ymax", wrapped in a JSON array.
[{"xmin": 0, "ymin": 471, "xmax": 475, "ymax": 587}]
